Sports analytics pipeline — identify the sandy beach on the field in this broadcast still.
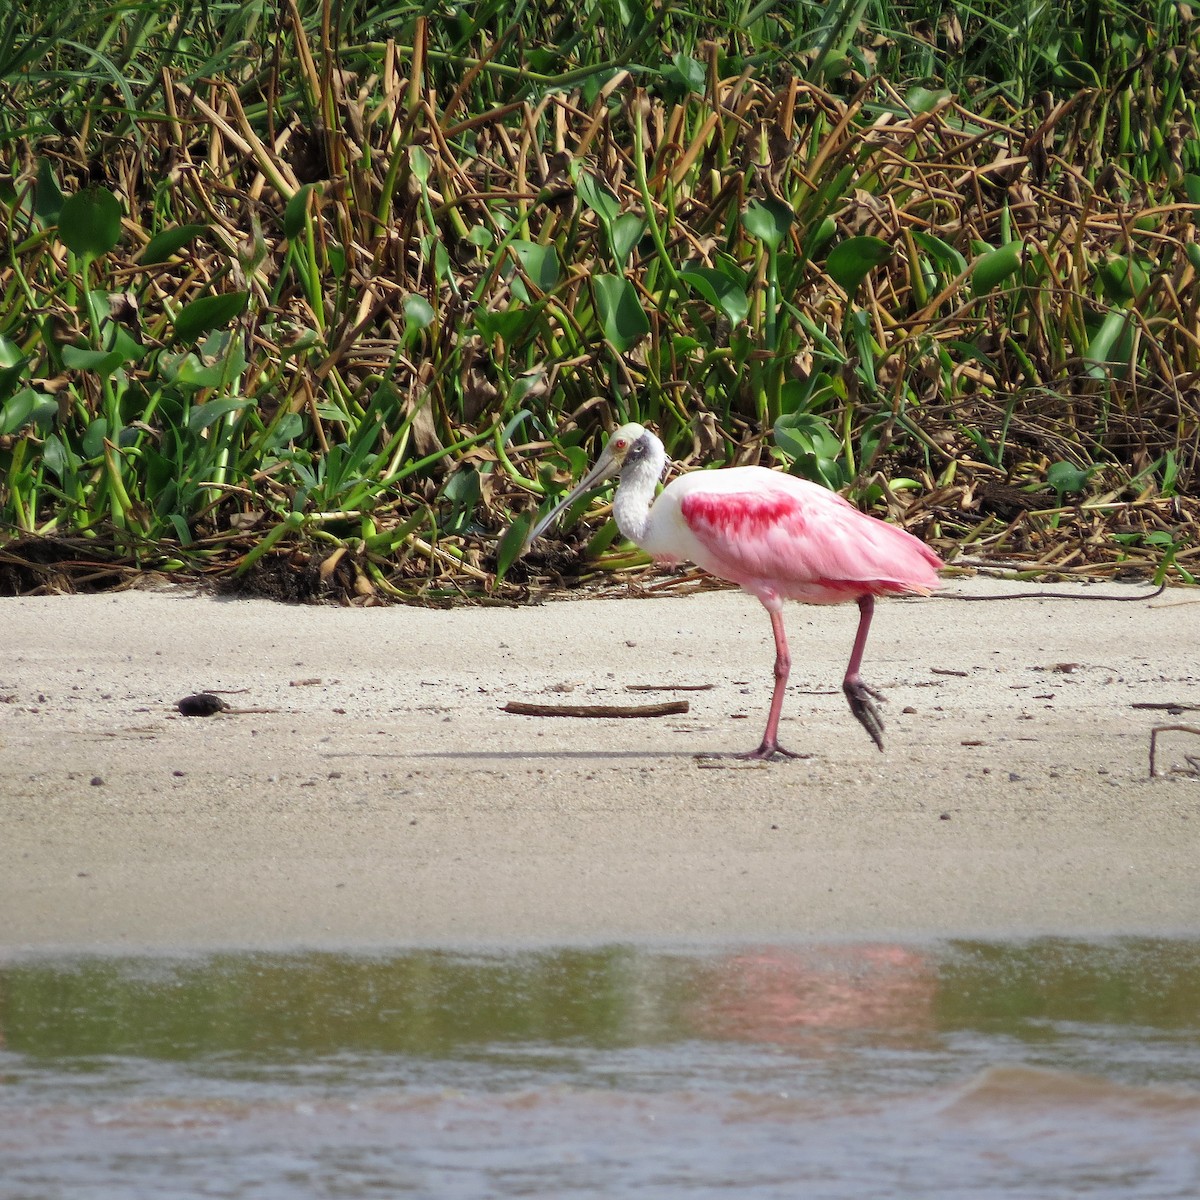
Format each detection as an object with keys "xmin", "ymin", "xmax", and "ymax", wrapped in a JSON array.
[{"xmin": 1, "ymin": 577, "xmax": 1197, "ymax": 955}]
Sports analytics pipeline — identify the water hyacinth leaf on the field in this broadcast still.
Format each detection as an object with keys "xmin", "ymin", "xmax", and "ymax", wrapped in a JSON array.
[
  {"xmin": 403, "ymin": 295, "xmax": 436, "ymax": 346},
  {"xmin": 172, "ymin": 292, "xmax": 250, "ymax": 343},
  {"xmin": 742, "ymin": 197, "xmax": 794, "ymax": 249},
  {"xmin": 284, "ymin": 184, "xmax": 318, "ymax": 239},
  {"xmin": 82, "ymin": 417, "xmax": 109, "ymax": 458},
  {"xmin": 575, "ymin": 172, "xmax": 620, "ymax": 224},
  {"xmin": 679, "ymin": 267, "xmax": 750, "ymax": 325},
  {"xmin": 409, "ymin": 144, "xmax": 432, "ymax": 184},
  {"xmin": 187, "ymin": 396, "xmax": 256, "ymax": 433},
  {"xmin": 1046, "ymin": 460, "xmax": 1092, "ymax": 497},
  {"xmin": 494, "ymin": 514, "xmax": 531, "ymax": 583},
  {"xmin": 668, "ymin": 52, "xmax": 705, "ymax": 93},
  {"xmin": 473, "ymin": 307, "xmax": 531, "ymax": 345},
  {"xmin": 0, "ymin": 388, "xmax": 57, "ymax": 436},
  {"xmin": 509, "ymin": 240, "xmax": 559, "ymax": 302},
  {"xmin": 141, "ymin": 224, "xmax": 208, "ymax": 264},
  {"xmin": 1185, "ymin": 175, "xmax": 1200, "ymax": 206},
  {"xmin": 40, "ymin": 433, "xmax": 77, "ymax": 484},
  {"xmin": 58, "ymin": 186, "xmax": 123, "ymax": 257},
  {"xmin": 905, "ymin": 86, "xmax": 951, "ymax": 113},
  {"xmin": 163, "ymin": 346, "xmax": 247, "ymax": 391},
  {"xmin": 1098, "ymin": 255, "xmax": 1149, "ymax": 303},
  {"xmin": 970, "ymin": 242, "xmax": 1022, "ymax": 296},
  {"xmin": 592, "ymin": 274, "xmax": 651, "ymax": 351},
  {"xmin": 773, "ymin": 411, "xmax": 846, "ymax": 489},
  {"xmin": 912, "ymin": 230, "xmax": 967, "ymax": 275},
  {"xmin": 608, "ymin": 213, "xmax": 646, "ymax": 270},
  {"xmin": 802, "ymin": 216, "xmax": 837, "ymax": 258},
  {"xmin": 34, "ymin": 157, "xmax": 65, "ymax": 224},
  {"xmin": 1084, "ymin": 309, "xmax": 1131, "ymax": 370},
  {"xmin": 826, "ymin": 236, "xmax": 892, "ymax": 294},
  {"xmin": 112, "ymin": 326, "xmax": 146, "ymax": 366},
  {"xmin": 62, "ymin": 345, "xmax": 127, "ymax": 378},
  {"xmin": 0, "ymin": 336, "xmax": 27, "ymax": 400},
  {"xmin": 1187, "ymin": 243, "xmax": 1200, "ymax": 273}
]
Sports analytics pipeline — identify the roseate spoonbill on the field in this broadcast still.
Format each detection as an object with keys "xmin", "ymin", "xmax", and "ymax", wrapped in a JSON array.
[{"xmin": 527, "ymin": 424, "xmax": 943, "ymax": 760}]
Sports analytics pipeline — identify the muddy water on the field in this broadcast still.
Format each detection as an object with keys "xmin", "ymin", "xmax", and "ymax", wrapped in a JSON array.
[{"xmin": 2, "ymin": 939, "xmax": 1200, "ymax": 1198}]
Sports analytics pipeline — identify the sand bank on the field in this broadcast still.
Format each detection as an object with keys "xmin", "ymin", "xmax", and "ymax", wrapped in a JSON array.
[{"xmin": 1, "ymin": 578, "xmax": 1196, "ymax": 954}]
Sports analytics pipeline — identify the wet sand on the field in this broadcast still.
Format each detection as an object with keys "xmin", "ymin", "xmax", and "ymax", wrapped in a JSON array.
[{"xmin": 1, "ymin": 578, "xmax": 1197, "ymax": 954}]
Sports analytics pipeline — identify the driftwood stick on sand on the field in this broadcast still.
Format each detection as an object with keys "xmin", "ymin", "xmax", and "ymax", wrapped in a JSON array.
[{"xmin": 503, "ymin": 700, "xmax": 690, "ymax": 718}]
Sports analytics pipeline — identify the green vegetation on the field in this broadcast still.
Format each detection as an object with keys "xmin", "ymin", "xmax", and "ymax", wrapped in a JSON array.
[{"xmin": 1, "ymin": 0, "xmax": 1197, "ymax": 597}]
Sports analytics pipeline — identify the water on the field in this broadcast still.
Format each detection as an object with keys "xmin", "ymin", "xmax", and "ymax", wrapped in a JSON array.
[{"xmin": 2, "ymin": 939, "xmax": 1200, "ymax": 1198}]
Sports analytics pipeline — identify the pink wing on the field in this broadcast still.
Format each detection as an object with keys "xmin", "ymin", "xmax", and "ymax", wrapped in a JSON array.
[{"xmin": 679, "ymin": 484, "xmax": 942, "ymax": 605}]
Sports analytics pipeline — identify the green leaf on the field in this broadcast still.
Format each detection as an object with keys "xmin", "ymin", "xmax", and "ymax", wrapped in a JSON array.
[
  {"xmin": 575, "ymin": 172, "xmax": 620, "ymax": 224},
  {"xmin": 0, "ymin": 388, "xmax": 57, "ymax": 436},
  {"xmin": 825, "ymin": 235, "xmax": 892, "ymax": 295},
  {"xmin": 1046, "ymin": 460, "xmax": 1092, "ymax": 497},
  {"xmin": 905, "ymin": 86, "xmax": 951, "ymax": 114},
  {"xmin": 773, "ymin": 412, "xmax": 846, "ymax": 489},
  {"xmin": 473, "ymin": 307, "xmax": 533, "ymax": 345},
  {"xmin": 509, "ymin": 240, "xmax": 560, "ymax": 302},
  {"xmin": 802, "ymin": 216, "xmax": 837, "ymax": 258},
  {"xmin": 970, "ymin": 242, "xmax": 1022, "ymax": 296},
  {"xmin": 679, "ymin": 267, "xmax": 750, "ymax": 326},
  {"xmin": 1084, "ymin": 309, "xmax": 1131, "ymax": 370},
  {"xmin": 742, "ymin": 197, "xmax": 794, "ymax": 249},
  {"xmin": 608, "ymin": 213, "xmax": 645, "ymax": 270},
  {"xmin": 1097, "ymin": 255, "xmax": 1149, "ymax": 303},
  {"xmin": 40, "ymin": 433, "xmax": 76, "ymax": 485},
  {"xmin": 57, "ymin": 186, "xmax": 123, "ymax": 257},
  {"xmin": 495, "ymin": 514, "xmax": 531, "ymax": 583},
  {"xmin": 912, "ymin": 230, "xmax": 967, "ymax": 275},
  {"xmin": 62, "ymin": 345, "xmax": 127, "ymax": 378},
  {"xmin": 592, "ymin": 274, "xmax": 650, "ymax": 352},
  {"xmin": 172, "ymin": 292, "xmax": 250, "ymax": 343},
  {"xmin": 82, "ymin": 417, "xmax": 109, "ymax": 458},
  {"xmin": 1184, "ymin": 174, "xmax": 1200, "ymax": 206},
  {"xmin": 403, "ymin": 295, "xmax": 436, "ymax": 346},
  {"xmin": 0, "ymin": 335, "xmax": 28, "ymax": 401},
  {"xmin": 409, "ymin": 145, "xmax": 432, "ymax": 184},
  {"xmin": 141, "ymin": 224, "xmax": 208, "ymax": 264},
  {"xmin": 668, "ymin": 52, "xmax": 705, "ymax": 93},
  {"xmin": 187, "ymin": 396, "xmax": 256, "ymax": 433},
  {"xmin": 34, "ymin": 157, "xmax": 65, "ymax": 224},
  {"xmin": 284, "ymin": 184, "xmax": 318, "ymax": 240}
]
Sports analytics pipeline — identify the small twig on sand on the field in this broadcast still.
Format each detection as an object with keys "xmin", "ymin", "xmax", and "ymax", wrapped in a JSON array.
[
  {"xmin": 1133, "ymin": 702, "xmax": 1200, "ymax": 714},
  {"xmin": 1149, "ymin": 724, "xmax": 1200, "ymax": 777},
  {"xmin": 625, "ymin": 683, "xmax": 715, "ymax": 692},
  {"xmin": 503, "ymin": 700, "xmax": 689, "ymax": 718}
]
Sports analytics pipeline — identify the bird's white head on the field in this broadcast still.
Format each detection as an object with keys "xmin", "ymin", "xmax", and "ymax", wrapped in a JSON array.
[{"xmin": 526, "ymin": 423, "xmax": 662, "ymax": 545}]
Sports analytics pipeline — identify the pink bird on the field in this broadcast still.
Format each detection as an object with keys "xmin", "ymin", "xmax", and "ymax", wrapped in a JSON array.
[{"xmin": 528, "ymin": 423, "xmax": 943, "ymax": 760}]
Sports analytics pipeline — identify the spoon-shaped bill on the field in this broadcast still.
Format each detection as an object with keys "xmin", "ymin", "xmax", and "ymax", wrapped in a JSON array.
[{"xmin": 525, "ymin": 448, "xmax": 621, "ymax": 546}]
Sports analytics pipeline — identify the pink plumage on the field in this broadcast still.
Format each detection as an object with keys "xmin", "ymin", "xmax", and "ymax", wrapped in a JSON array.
[
  {"xmin": 529, "ymin": 424, "xmax": 944, "ymax": 760},
  {"xmin": 678, "ymin": 481, "xmax": 942, "ymax": 607}
]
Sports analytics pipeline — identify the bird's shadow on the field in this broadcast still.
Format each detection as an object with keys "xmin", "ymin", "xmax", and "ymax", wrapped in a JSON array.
[{"xmin": 320, "ymin": 748, "xmax": 781, "ymax": 764}]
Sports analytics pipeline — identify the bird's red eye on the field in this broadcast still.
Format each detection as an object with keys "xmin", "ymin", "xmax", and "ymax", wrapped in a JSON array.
[{"xmin": 614, "ymin": 438, "xmax": 626, "ymax": 449}]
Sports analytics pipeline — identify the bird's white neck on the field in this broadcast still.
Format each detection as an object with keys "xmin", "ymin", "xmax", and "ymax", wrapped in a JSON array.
[{"xmin": 612, "ymin": 434, "xmax": 667, "ymax": 546}]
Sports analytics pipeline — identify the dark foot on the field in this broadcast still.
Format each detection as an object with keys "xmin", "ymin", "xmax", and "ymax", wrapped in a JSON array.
[
  {"xmin": 735, "ymin": 742, "xmax": 809, "ymax": 762},
  {"xmin": 843, "ymin": 678, "xmax": 886, "ymax": 751}
]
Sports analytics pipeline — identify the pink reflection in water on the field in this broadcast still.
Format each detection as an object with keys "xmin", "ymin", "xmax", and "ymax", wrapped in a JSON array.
[{"xmin": 688, "ymin": 944, "xmax": 938, "ymax": 1046}]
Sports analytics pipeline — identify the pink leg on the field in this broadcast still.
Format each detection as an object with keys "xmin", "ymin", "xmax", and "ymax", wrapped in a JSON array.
[
  {"xmin": 843, "ymin": 594, "xmax": 886, "ymax": 751},
  {"xmin": 737, "ymin": 609, "xmax": 805, "ymax": 761}
]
